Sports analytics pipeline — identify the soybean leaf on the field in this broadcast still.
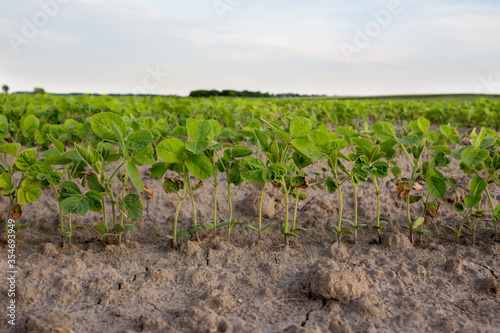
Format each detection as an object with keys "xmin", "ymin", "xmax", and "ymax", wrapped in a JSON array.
[
  {"xmin": 372, "ymin": 122, "xmax": 396, "ymax": 138},
  {"xmin": 470, "ymin": 176, "xmax": 487, "ymax": 196},
  {"xmin": 85, "ymin": 191, "xmax": 103, "ymax": 212},
  {"xmin": 15, "ymin": 149, "xmax": 37, "ymax": 171},
  {"xmin": 185, "ymin": 141, "xmax": 209, "ymax": 155},
  {"xmin": 185, "ymin": 154, "xmax": 213, "ymax": 179},
  {"xmin": 118, "ymin": 194, "xmax": 143, "ymax": 222},
  {"xmin": 291, "ymin": 138, "xmax": 323, "ymax": 160},
  {"xmin": 464, "ymin": 195, "xmax": 481, "ymax": 208},
  {"xmin": 425, "ymin": 176, "xmax": 447, "ymax": 199},
  {"xmin": 0, "ymin": 143, "xmax": 21, "ymax": 156},
  {"xmin": 240, "ymin": 156, "xmax": 265, "ymax": 184},
  {"xmin": 91, "ymin": 112, "xmax": 126, "ymax": 141},
  {"xmin": 290, "ymin": 117, "xmax": 311, "ymax": 137},
  {"xmin": 461, "ymin": 148, "xmax": 489, "ymax": 166},
  {"xmin": 125, "ymin": 129, "xmax": 153, "ymax": 151},
  {"xmin": 232, "ymin": 145, "xmax": 253, "ymax": 158},
  {"xmin": 126, "ymin": 161, "xmax": 143, "ymax": 192},
  {"xmin": 157, "ymin": 138, "xmax": 186, "ymax": 163},
  {"xmin": 60, "ymin": 196, "xmax": 90, "ymax": 215}
]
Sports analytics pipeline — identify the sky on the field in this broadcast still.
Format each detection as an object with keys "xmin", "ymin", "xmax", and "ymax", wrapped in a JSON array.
[{"xmin": 1, "ymin": 0, "xmax": 500, "ymax": 96}]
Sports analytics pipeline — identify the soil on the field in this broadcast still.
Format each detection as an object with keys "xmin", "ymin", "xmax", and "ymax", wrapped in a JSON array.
[{"xmin": 1, "ymin": 159, "xmax": 499, "ymax": 333}]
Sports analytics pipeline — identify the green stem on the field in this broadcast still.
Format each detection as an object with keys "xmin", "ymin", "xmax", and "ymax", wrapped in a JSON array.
[
  {"xmin": 102, "ymin": 197, "xmax": 107, "ymax": 229},
  {"xmin": 338, "ymin": 183, "xmax": 343, "ymax": 244},
  {"xmin": 173, "ymin": 180, "xmax": 187, "ymax": 247},
  {"xmin": 258, "ymin": 183, "xmax": 265, "ymax": 240},
  {"xmin": 51, "ymin": 184, "xmax": 65, "ymax": 246},
  {"xmin": 68, "ymin": 214, "xmax": 72, "ymax": 244},
  {"xmin": 213, "ymin": 169, "xmax": 218, "ymax": 236},
  {"xmin": 227, "ymin": 181, "xmax": 233, "ymax": 240},
  {"xmin": 372, "ymin": 174, "xmax": 382, "ymax": 244},
  {"xmin": 420, "ymin": 192, "xmax": 431, "ymax": 244},
  {"xmin": 484, "ymin": 188, "xmax": 498, "ymax": 241},
  {"xmin": 354, "ymin": 183, "xmax": 358, "ymax": 243},
  {"xmin": 283, "ymin": 178, "xmax": 289, "ymax": 245},
  {"xmin": 293, "ymin": 187, "xmax": 300, "ymax": 231},
  {"xmin": 457, "ymin": 208, "xmax": 473, "ymax": 245}
]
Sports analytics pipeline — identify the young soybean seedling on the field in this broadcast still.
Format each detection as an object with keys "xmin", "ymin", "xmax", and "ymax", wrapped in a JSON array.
[
  {"xmin": 0, "ymin": 146, "xmax": 54, "ymax": 242},
  {"xmin": 76, "ymin": 113, "xmax": 147, "ymax": 243},
  {"xmin": 216, "ymin": 144, "xmax": 252, "ymax": 240},
  {"xmin": 261, "ymin": 117, "xmax": 323, "ymax": 245},
  {"xmin": 447, "ymin": 177, "xmax": 488, "ymax": 245},
  {"xmin": 458, "ymin": 128, "xmax": 499, "ymax": 242},
  {"xmin": 156, "ymin": 117, "xmax": 214, "ymax": 243},
  {"xmin": 342, "ymin": 154, "xmax": 370, "ymax": 243},
  {"xmin": 351, "ymin": 137, "xmax": 390, "ymax": 244}
]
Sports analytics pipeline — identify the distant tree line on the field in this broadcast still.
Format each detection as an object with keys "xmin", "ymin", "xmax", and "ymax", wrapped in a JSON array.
[{"xmin": 189, "ymin": 89, "xmax": 322, "ymax": 98}]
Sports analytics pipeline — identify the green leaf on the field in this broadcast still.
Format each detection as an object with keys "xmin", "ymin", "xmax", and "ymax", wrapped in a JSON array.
[
  {"xmin": 157, "ymin": 138, "xmax": 186, "ymax": 163},
  {"xmin": 263, "ymin": 163, "xmax": 287, "ymax": 183},
  {"xmin": 372, "ymin": 122, "xmax": 396, "ymax": 138},
  {"xmin": 132, "ymin": 146, "xmax": 155, "ymax": 166},
  {"xmin": 461, "ymin": 148, "xmax": 489, "ymax": 166},
  {"xmin": 118, "ymin": 194, "xmax": 143, "ymax": 222},
  {"xmin": 254, "ymin": 128, "xmax": 269, "ymax": 151},
  {"xmin": 309, "ymin": 130, "xmax": 330, "ymax": 149},
  {"xmin": 185, "ymin": 154, "xmax": 213, "ymax": 179},
  {"xmin": 149, "ymin": 162, "xmax": 170, "ymax": 178},
  {"xmin": 396, "ymin": 135, "xmax": 419, "ymax": 146},
  {"xmin": 60, "ymin": 196, "xmax": 90, "ymax": 215},
  {"xmin": 43, "ymin": 155, "xmax": 72, "ymax": 166},
  {"xmin": 261, "ymin": 222, "xmax": 274, "ymax": 231},
  {"xmin": 290, "ymin": 117, "xmax": 311, "ymax": 137},
  {"xmin": 470, "ymin": 176, "xmax": 487, "ymax": 196},
  {"xmin": 240, "ymin": 156, "xmax": 265, "ymax": 184},
  {"xmin": 15, "ymin": 149, "xmax": 37, "ymax": 171},
  {"xmin": 176, "ymin": 230, "xmax": 190, "ymax": 239},
  {"xmin": 325, "ymin": 177, "xmax": 338, "ymax": 194},
  {"xmin": 91, "ymin": 112, "xmax": 126, "ymax": 141},
  {"xmin": 243, "ymin": 224, "xmax": 258, "ymax": 232},
  {"xmin": 47, "ymin": 134, "xmax": 65, "ymax": 153},
  {"xmin": 371, "ymin": 161, "xmax": 389, "ymax": 178},
  {"xmin": 0, "ymin": 143, "xmax": 21, "ymax": 156},
  {"xmin": 291, "ymin": 138, "xmax": 323, "ymax": 161},
  {"xmin": 453, "ymin": 202, "xmax": 464, "ymax": 213},
  {"xmin": 94, "ymin": 224, "xmax": 108, "ymax": 234},
  {"xmin": 417, "ymin": 117, "xmax": 430, "ymax": 132},
  {"xmin": 85, "ymin": 191, "xmax": 103, "ymax": 212},
  {"xmin": 440, "ymin": 125, "xmax": 460, "ymax": 144},
  {"xmin": 464, "ymin": 195, "xmax": 481, "ymax": 208},
  {"xmin": 262, "ymin": 119, "xmax": 291, "ymax": 143},
  {"xmin": 232, "ymin": 145, "xmax": 253, "ymax": 158},
  {"xmin": 192, "ymin": 120, "xmax": 212, "ymax": 141},
  {"xmin": 125, "ymin": 129, "xmax": 153, "ymax": 151},
  {"xmin": 412, "ymin": 217, "xmax": 425, "ymax": 229},
  {"xmin": 425, "ymin": 176, "xmax": 447, "ymax": 199},
  {"xmin": 185, "ymin": 141, "xmax": 209, "ymax": 155},
  {"xmin": 126, "ymin": 161, "xmax": 143, "ymax": 192}
]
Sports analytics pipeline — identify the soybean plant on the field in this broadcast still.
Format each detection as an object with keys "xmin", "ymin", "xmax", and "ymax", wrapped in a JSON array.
[
  {"xmin": 75, "ymin": 113, "xmax": 147, "ymax": 243},
  {"xmin": 216, "ymin": 144, "xmax": 253, "ymax": 239},
  {"xmin": 156, "ymin": 117, "xmax": 214, "ymax": 244}
]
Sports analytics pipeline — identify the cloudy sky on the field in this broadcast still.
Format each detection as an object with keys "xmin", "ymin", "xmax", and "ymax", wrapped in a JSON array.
[{"xmin": 1, "ymin": 0, "xmax": 499, "ymax": 96}]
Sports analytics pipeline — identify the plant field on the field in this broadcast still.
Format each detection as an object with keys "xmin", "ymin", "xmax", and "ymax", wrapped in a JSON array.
[{"xmin": 0, "ymin": 95, "xmax": 499, "ymax": 332}]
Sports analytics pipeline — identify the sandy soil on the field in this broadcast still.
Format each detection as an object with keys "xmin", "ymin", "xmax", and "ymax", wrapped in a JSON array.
[{"xmin": 1, "ymin": 159, "xmax": 499, "ymax": 333}]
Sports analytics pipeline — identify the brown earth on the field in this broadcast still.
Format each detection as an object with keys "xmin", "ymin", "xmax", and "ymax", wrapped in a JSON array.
[{"xmin": 0, "ymin": 159, "xmax": 499, "ymax": 333}]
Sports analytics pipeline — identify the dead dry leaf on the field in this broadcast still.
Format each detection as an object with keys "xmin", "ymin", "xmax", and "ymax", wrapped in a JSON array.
[
  {"xmin": 10, "ymin": 204, "xmax": 22, "ymax": 220},
  {"xmin": 143, "ymin": 185, "xmax": 154, "ymax": 196}
]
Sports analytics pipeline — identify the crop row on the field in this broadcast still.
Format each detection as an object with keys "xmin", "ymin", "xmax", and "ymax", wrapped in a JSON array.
[{"xmin": 1, "ymin": 111, "xmax": 499, "ymax": 248}]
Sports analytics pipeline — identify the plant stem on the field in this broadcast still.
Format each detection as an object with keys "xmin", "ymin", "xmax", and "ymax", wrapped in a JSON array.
[
  {"xmin": 292, "ymin": 187, "xmax": 300, "ymax": 231},
  {"xmin": 338, "ymin": 184, "xmax": 343, "ymax": 244},
  {"xmin": 68, "ymin": 214, "xmax": 72, "ymax": 245},
  {"xmin": 372, "ymin": 174, "xmax": 382, "ymax": 244},
  {"xmin": 102, "ymin": 197, "xmax": 107, "ymax": 229},
  {"xmin": 407, "ymin": 190, "xmax": 413, "ymax": 245},
  {"xmin": 258, "ymin": 182, "xmax": 265, "ymax": 240},
  {"xmin": 283, "ymin": 179, "xmax": 289, "ymax": 245},
  {"xmin": 173, "ymin": 180, "xmax": 187, "ymax": 247},
  {"xmin": 484, "ymin": 188, "xmax": 498, "ymax": 242},
  {"xmin": 354, "ymin": 183, "xmax": 359, "ymax": 243},
  {"xmin": 213, "ymin": 169, "xmax": 218, "ymax": 236},
  {"xmin": 457, "ymin": 208, "xmax": 473, "ymax": 245},
  {"xmin": 420, "ymin": 192, "xmax": 431, "ymax": 244},
  {"xmin": 51, "ymin": 184, "xmax": 65, "ymax": 246},
  {"xmin": 227, "ymin": 181, "xmax": 233, "ymax": 240}
]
